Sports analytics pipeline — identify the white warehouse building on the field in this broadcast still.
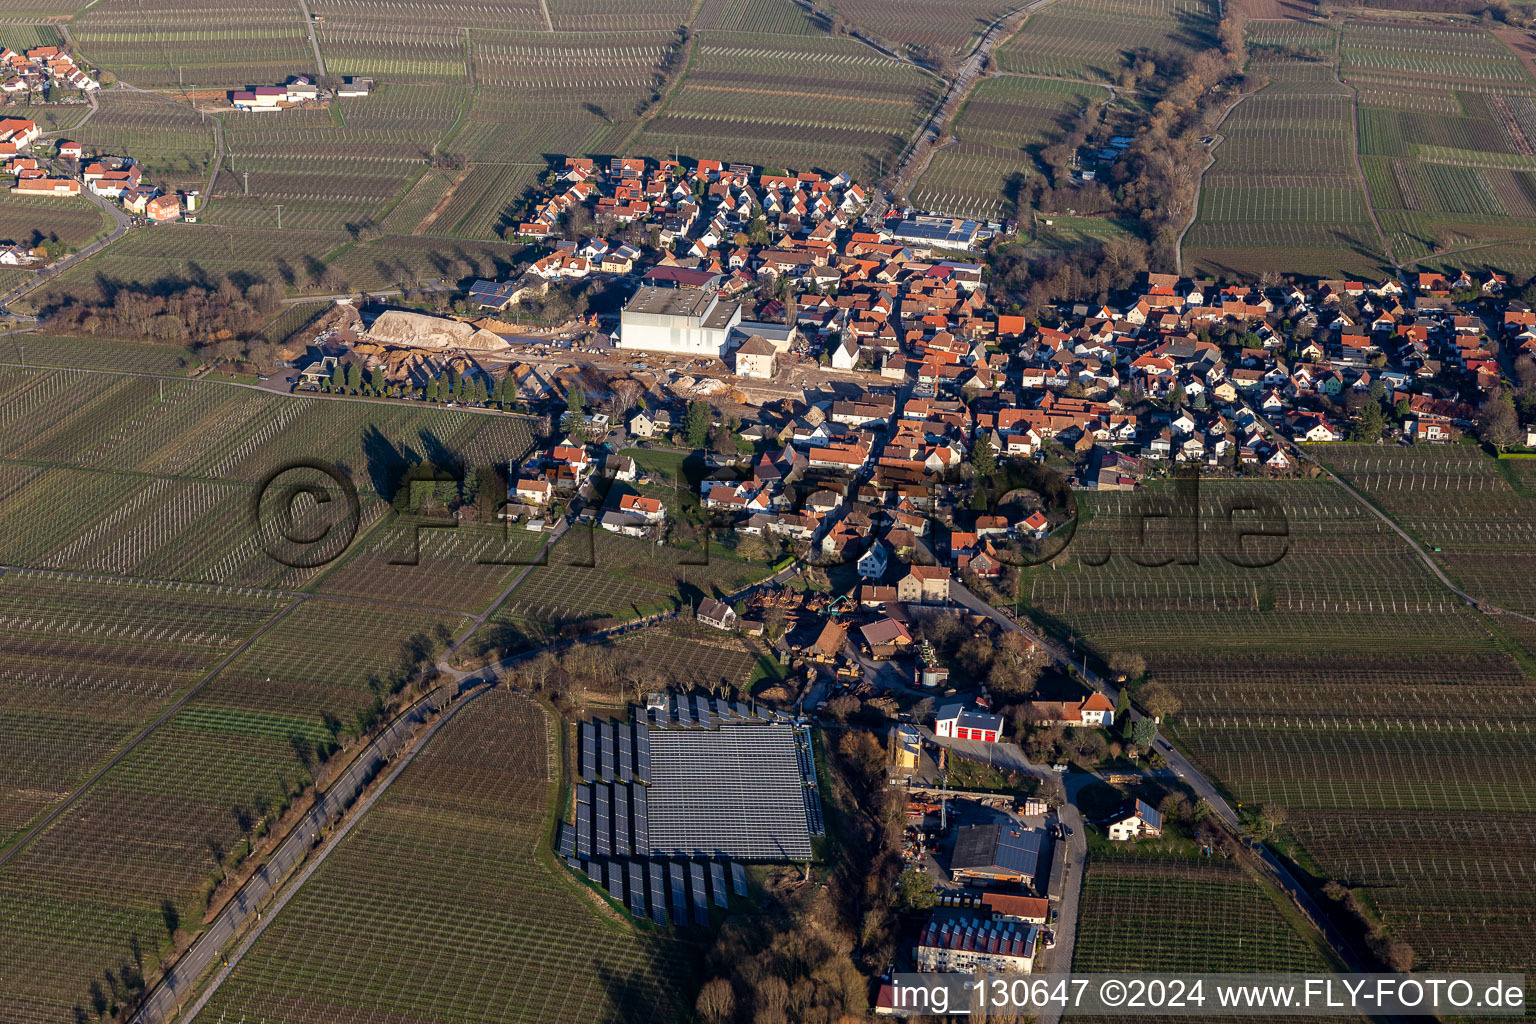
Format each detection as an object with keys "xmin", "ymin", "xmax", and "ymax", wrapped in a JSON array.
[{"xmin": 618, "ymin": 286, "xmax": 742, "ymax": 358}]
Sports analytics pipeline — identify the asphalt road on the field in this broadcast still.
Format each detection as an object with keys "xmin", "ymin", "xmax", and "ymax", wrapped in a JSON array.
[{"xmin": 127, "ymin": 679, "xmax": 475, "ymax": 1024}]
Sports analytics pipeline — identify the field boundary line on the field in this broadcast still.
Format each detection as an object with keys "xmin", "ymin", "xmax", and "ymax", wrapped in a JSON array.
[
  {"xmin": 0, "ymin": 595, "xmax": 308, "ymax": 867},
  {"xmin": 1174, "ymin": 88, "xmax": 1252, "ymax": 275},
  {"xmin": 1334, "ymin": 19, "xmax": 1398, "ymax": 270},
  {"xmin": 139, "ymin": 680, "xmax": 493, "ymax": 1024}
]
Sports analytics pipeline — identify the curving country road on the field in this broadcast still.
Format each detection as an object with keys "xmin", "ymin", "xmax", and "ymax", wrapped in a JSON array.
[
  {"xmin": 1247, "ymin": 410, "xmax": 1536, "ymax": 626},
  {"xmin": 890, "ymin": 0, "xmax": 1061, "ymax": 200},
  {"xmin": 949, "ymin": 580, "xmax": 1379, "ymax": 978}
]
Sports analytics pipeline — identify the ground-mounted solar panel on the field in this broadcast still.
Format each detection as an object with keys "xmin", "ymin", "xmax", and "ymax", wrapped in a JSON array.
[
  {"xmin": 636, "ymin": 723, "xmax": 652, "ymax": 784},
  {"xmin": 613, "ymin": 783, "xmax": 631, "ymax": 856},
  {"xmin": 619, "ymin": 724, "xmax": 633, "ymax": 782},
  {"xmin": 689, "ymin": 862, "xmax": 710, "ymax": 925},
  {"xmin": 693, "ymin": 694, "xmax": 712, "ymax": 729},
  {"xmin": 668, "ymin": 862, "xmax": 689, "ymax": 925},
  {"xmin": 558, "ymin": 822, "xmax": 575, "ymax": 857},
  {"xmin": 633, "ymin": 784, "xmax": 650, "ymax": 854},
  {"xmin": 804, "ymin": 787, "xmax": 824, "ymax": 836},
  {"xmin": 710, "ymin": 860, "xmax": 729, "ymax": 907},
  {"xmin": 601, "ymin": 720, "xmax": 617, "ymax": 782},
  {"xmin": 648, "ymin": 862, "xmax": 668, "ymax": 926},
  {"xmin": 595, "ymin": 784, "xmax": 611, "ymax": 856},
  {"xmin": 714, "ymin": 697, "xmax": 732, "ymax": 720},
  {"xmin": 675, "ymin": 696, "xmax": 693, "ymax": 729},
  {"xmin": 607, "ymin": 861, "xmax": 625, "ymax": 902},
  {"xmin": 644, "ymin": 722, "xmax": 814, "ymax": 860},
  {"xmin": 731, "ymin": 862, "xmax": 748, "ymax": 897},
  {"xmin": 735, "ymin": 700, "xmax": 750, "ymax": 718},
  {"xmin": 627, "ymin": 861, "xmax": 646, "ymax": 919},
  {"xmin": 585, "ymin": 858, "xmax": 601, "ymax": 883},
  {"xmin": 575, "ymin": 787, "xmax": 592, "ymax": 859},
  {"xmin": 580, "ymin": 721, "xmax": 596, "ymax": 781}
]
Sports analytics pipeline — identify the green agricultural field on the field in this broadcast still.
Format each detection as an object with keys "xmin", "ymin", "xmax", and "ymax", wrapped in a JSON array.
[
  {"xmin": 1024, "ymin": 474, "xmax": 1536, "ymax": 988},
  {"xmin": 997, "ymin": 0, "xmax": 1218, "ymax": 80},
  {"xmin": 631, "ymin": 29, "xmax": 940, "ymax": 181},
  {"xmin": 1184, "ymin": 48, "xmax": 1388, "ymax": 279},
  {"xmin": 471, "ymin": 527, "xmax": 776, "ymax": 655},
  {"xmin": 0, "ymin": 596, "xmax": 471, "ymax": 1024},
  {"xmin": 193, "ymin": 688, "xmax": 697, "ymax": 1024},
  {"xmin": 911, "ymin": 75, "xmax": 1105, "ymax": 219}
]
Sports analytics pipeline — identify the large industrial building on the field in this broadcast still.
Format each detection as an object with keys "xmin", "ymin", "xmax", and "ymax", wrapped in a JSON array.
[{"xmin": 617, "ymin": 285, "xmax": 743, "ymax": 358}]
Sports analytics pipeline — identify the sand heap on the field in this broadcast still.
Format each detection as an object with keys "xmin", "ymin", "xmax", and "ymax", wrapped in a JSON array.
[{"xmin": 365, "ymin": 310, "xmax": 511, "ymax": 353}]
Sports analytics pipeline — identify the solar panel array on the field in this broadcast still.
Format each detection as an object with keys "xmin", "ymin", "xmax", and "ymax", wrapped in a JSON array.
[
  {"xmin": 646, "ymin": 723, "xmax": 816, "ymax": 860},
  {"xmin": 562, "ymin": 697, "xmax": 824, "ymax": 927},
  {"xmin": 580, "ymin": 719, "xmax": 647, "ymax": 783}
]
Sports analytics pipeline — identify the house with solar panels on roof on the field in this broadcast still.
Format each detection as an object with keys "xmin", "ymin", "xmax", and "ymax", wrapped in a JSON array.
[
  {"xmin": 1106, "ymin": 799, "xmax": 1164, "ymax": 841},
  {"xmin": 950, "ymin": 823, "xmax": 1047, "ymax": 890},
  {"xmin": 914, "ymin": 916, "xmax": 1041, "ymax": 974},
  {"xmin": 557, "ymin": 692, "xmax": 824, "ymax": 927}
]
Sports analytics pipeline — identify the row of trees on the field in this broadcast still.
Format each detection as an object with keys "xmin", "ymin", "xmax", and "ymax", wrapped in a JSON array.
[{"xmin": 46, "ymin": 278, "xmax": 283, "ymax": 348}]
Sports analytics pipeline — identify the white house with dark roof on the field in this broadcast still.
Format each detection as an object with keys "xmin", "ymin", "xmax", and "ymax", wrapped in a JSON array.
[{"xmin": 935, "ymin": 703, "xmax": 1003, "ymax": 742}]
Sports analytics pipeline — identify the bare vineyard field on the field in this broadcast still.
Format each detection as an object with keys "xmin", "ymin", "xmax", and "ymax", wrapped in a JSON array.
[
  {"xmin": 72, "ymin": 0, "xmax": 318, "ymax": 89},
  {"xmin": 1341, "ymin": 20, "xmax": 1536, "ymax": 267},
  {"xmin": 632, "ymin": 30, "xmax": 939, "ymax": 181},
  {"xmin": 23, "ymin": 225, "xmax": 350, "ymax": 309},
  {"xmin": 472, "ymin": 528, "xmax": 774, "ymax": 655},
  {"xmin": 0, "ymin": 333, "xmax": 196, "ymax": 374},
  {"xmin": 605, "ymin": 619, "xmax": 767, "ymax": 691},
  {"xmin": 0, "ymin": 598, "xmax": 468, "ymax": 1024},
  {"xmin": 0, "ymin": 571, "xmax": 285, "ymax": 841},
  {"xmin": 70, "ymin": 92, "xmax": 217, "ymax": 191},
  {"xmin": 998, "ymin": 0, "xmax": 1218, "ymax": 80},
  {"xmin": 1072, "ymin": 855, "xmax": 1346, "ymax": 1024},
  {"xmin": 1027, "ymin": 474, "xmax": 1536, "ymax": 990},
  {"xmin": 0, "ymin": 366, "xmax": 535, "ymax": 588},
  {"xmin": 324, "ymin": 233, "xmax": 526, "ymax": 290},
  {"xmin": 820, "ymin": 0, "xmax": 1019, "ymax": 55},
  {"xmin": 193, "ymin": 688, "xmax": 697, "ymax": 1024},
  {"xmin": 1317, "ymin": 444, "xmax": 1536, "ymax": 620},
  {"xmin": 911, "ymin": 75, "xmax": 1104, "ymax": 219},
  {"xmin": 1185, "ymin": 47, "xmax": 1387, "ymax": 278},
  {"xmin": 1075, "ymin": 856, "xmax": 1334, "ymax": 972},
  {"xmin": 0, "ymin": 192, "xmax": 111, "ymax": 249}
]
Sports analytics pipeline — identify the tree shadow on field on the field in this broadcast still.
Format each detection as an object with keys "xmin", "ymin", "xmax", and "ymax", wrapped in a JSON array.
[
  {"xmin": 592, "ymin": 946, "xmax": 697, "ymax": 1024},
  {"xmin": 362, "ymin": 425, "xmax": 420, "ymax": 500}
]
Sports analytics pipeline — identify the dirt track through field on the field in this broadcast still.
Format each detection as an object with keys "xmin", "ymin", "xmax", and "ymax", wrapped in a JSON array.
[{"xmin": 414, "ymin": 166, "xmax": 472, "ymax": 235}]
